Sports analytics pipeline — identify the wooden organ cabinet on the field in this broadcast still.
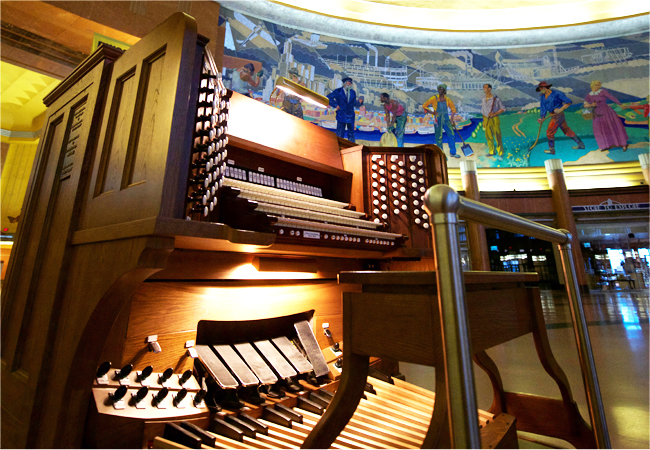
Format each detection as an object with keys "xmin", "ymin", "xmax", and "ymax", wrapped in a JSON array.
[{"xmin": 1, "ymin": 13, "xmax": 451, "ymax": 449}]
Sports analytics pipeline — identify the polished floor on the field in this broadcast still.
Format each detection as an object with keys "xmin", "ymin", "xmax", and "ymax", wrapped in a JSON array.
[{"xmin": 400, "ymin": 288, "xmax": 649, "ymax": 449}]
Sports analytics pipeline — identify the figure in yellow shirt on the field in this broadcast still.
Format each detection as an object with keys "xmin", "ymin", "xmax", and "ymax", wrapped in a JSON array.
[{"xmin": 423, "ymin": 84, "xmax": 460, "ymax": 158}]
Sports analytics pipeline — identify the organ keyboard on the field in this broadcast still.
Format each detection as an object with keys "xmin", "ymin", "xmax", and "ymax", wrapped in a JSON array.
[{"xmin": 221, "ymin": 178, "xmax": 406, "ymax": 249}]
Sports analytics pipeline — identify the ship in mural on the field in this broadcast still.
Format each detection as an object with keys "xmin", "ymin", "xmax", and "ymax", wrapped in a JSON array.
[{"xmin": 219, "ymin": 7, "xmax": 649, "ymax": 169}]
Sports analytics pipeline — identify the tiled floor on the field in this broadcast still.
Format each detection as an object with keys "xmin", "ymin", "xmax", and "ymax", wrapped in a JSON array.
[{"xmin": 400, "ymin": 289, "xmax": 649, "ymax": 449}]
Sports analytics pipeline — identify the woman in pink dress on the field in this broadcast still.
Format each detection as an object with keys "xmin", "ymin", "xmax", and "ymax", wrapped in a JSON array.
[{"xmin": 584, "ymin": 80, "xmax": 628, "ymax": 151}]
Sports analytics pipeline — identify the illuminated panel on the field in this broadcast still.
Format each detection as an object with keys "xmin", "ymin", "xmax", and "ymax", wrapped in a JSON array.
[{"xmin": 447, "ymin": 162, "xmax": 646, "ymax": 192}]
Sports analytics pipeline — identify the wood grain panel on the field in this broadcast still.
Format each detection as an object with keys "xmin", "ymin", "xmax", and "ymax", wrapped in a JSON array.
[
  {"xmin": 1, "ymin": 45, "xmax": 123, "ymax": 449},
  {"xmin": 227, "ymin": 92, "xmax": 343, "ymax": 170},
  {"xmin": 78, "ymin": 13, "xmax": 198, "ymax": 231},
  {"xmin": 150, "ymin": 250, "xmax": 363, "ymax": 280},
  {"xmin": 503, "ymin": 392, "xmax": 595, "ymax": 448},
  {"xmin": 42, "ymin": 237, "xmax": 173, "ymax": 448},
  {"xmin": 100, "ymin": 67, "xmax": 137, "ymax": 194},
  {"xmin": 344, "ymin": 286, "xmax": 537, "ymax": 367},
  {"xmin": 345, "ymin": 292, "xmax": 438, "ymax": 366},
  {"xmin": 126, "ymin": 281, "xmax": 345, "ymax": 339},
  {"xmin": 313, "ymin": 313, "xmax": 343, "ymax": 350},
  {"xmin": 465, "ymin": 288, "xmax": 536, "ymax": 354},
  {"xmin": 339, "ymin": 145, "xmax": 365, "ymax": 213},
  {"xmin": 3, "ymin": 112, "xmax": 67, "ymax": 370},
  {"xmin": 127, "ymin": 48, "xmax": 167, "ymax": 187},
  {"xmin": 119, "ymin": 330, "xmax": 197, "ymax": 373}
]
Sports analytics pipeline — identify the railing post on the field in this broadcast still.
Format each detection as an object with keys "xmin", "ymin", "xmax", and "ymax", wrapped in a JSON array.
[
  {"xmin": 427, "ymin": 185, "xmax": 481, "ymax": 449},
  {"xmin": 557, "ymin": 235, "xmax": 611, "ymax": 449},
  {"xmin": 425, "ymin": 184, "xmax": 609, "ymax": 449}
]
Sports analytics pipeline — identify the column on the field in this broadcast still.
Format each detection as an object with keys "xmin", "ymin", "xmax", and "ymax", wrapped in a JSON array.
[
  {"xmin": 460, "ymin": 161, "xmax": 490, "ymax": 271},
  {"xmin": 545, "ymin": 159, "xmax": 588, "ymax": 289},
  {"xmin": 639, "ymin": 153, "xmax": 649, "ymax": 185}
]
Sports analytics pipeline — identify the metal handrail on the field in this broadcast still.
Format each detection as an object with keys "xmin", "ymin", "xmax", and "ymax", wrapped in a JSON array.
[{"xmin": 423, "ymin": 184, "xmax": 610, "ymax": 449}]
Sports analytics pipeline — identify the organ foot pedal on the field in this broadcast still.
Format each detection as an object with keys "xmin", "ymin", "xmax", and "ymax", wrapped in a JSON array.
[{"xmin": 153, "ymin": 376, "xmax": 517, "ymax": 449}]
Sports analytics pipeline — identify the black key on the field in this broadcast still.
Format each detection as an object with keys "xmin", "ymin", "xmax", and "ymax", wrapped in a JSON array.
[
  {"xmin": 309, "ymin": 392, "xmax": 330, "ymax": 407},
  {"xmin": 262, "ymin": 406, "xmax": 292, "ymax": 428},
  {"xmin": 225, "ymin": 415, "xmax": 257, "ymax": 438},
  {"xmin": 318, "ymin": 389, "xmax": 335, "ymax": 399},
  {"xmin": 180, "ymin": 421, "xmax": 216, "ymax": 447},
  {"xmin": 239, "ymin": 413, "xmax": 269, "ymax": 435},
  {"xmin": 275, "ymin": 403, "xmax": 303, "ymax": 424},
  {"xmin": 209, "ymin": 417, "xmax": 244, "ymax": 442},
  {"xmin": 297, "ymin": 396, "xmax": 324, "ymax": 415},
  {"xmin": 163, "ymin": 423, "xmax": 202, "ymax": 449}
]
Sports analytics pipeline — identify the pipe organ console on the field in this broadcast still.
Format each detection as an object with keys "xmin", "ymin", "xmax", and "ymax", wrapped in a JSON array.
[
  {"xmin": 1, "ymin": 12, "xmax": 452, "ymax": 449},
  {"xmin": 0, "ymin": 11, "xmax": 598, "ymax": 450}
]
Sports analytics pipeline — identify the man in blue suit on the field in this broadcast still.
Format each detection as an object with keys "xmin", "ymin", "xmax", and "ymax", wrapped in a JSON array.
[{"xmin": 326, "ymin": 77, "xmax": 364, "ymax": 142}]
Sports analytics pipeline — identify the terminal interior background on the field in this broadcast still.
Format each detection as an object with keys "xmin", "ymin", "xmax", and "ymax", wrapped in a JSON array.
[{"xmin": 1, "ymin": 1, "xmax": 648, "ymax": 448}]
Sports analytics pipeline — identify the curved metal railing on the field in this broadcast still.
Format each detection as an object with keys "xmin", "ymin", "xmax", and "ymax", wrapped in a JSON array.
[{"xmin": 423, "ymin": 184, "xmax": 610, "ymax": 449}]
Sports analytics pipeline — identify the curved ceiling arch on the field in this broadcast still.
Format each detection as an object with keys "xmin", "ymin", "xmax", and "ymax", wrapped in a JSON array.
[{"xmin": 220, "ymin": 0, "xmax": 649, "ymax": 48}]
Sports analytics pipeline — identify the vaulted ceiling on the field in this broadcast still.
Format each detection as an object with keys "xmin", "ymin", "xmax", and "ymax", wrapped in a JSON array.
[{"xmin": 272, "ymin": 0, "xmax": 648, "ymax": 31}]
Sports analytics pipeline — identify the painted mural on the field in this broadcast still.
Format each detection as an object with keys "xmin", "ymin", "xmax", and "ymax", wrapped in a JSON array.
[{"xmin": 219, "ymin": 8, "xmax": 649, "ymax": 168}]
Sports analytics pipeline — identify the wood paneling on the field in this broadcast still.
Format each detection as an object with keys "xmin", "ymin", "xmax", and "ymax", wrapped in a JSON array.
[
  {"xmin": 480, "ymin": 185, "xmax": 649, "ymax": 216},
  {"xmin": 128, "ymin": 49, "xmax": 167, "ymax": 186},
  {"xmin": 340, "ymin": 145, "xmax": 365, "ymax": 213},
  {"xmin": 126, "ymin": 281, "xmax": 344, "ymax": 339},
  {"xmin": 0, "ymin": 44, "xmax": 124, "ymax": 448},
  {"xmin": 119, "ymin": 330, "xmax": 197, "ymax": 373},
  {"xmin": 99, "ymin": 67, "xmax": 138, "ymax": 194},
  {"xmin": 314, "ymin": 314, "xmax": 344, "ymax": 350},
  {"xmin": 346, "ymin": 292, "xmax": 438, "ymax": 366},
  {"xmin": 79, "ymin": 13, "xmax": 198, "ymax": 230},
  {"xmin": 227, "ymin": 92, "xmax": 343, "ymax": 171}
]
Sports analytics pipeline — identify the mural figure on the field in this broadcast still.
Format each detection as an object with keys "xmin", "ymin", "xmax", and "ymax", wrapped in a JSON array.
[
  {"xmin": 326, "ymin": 77, "xmax": 364, "ymax": 142},
  {"xmin": 279, "ymin": 68, "xmax": 304, "ymax": 119},
  {"xmin": 231, "ymin": 63, "xmax": 263, "ymax": 98},
  {"xmin": 584, "ymin": 80, "xmax": 628, "ymax": 151},
  {"xmin": 481, "ymin": 84, "xmax": 505, "ymax": 157},
  {"xmin": 536, "ymin": 81, "xmax": 585, "ymax": 155},
  {"xmin": 423, "ymin": 84, "xmax": 460, "ymax": 158},
  {"xmin": 380, "ymin": 93, "xmax": 407, "ymax": 147}
]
